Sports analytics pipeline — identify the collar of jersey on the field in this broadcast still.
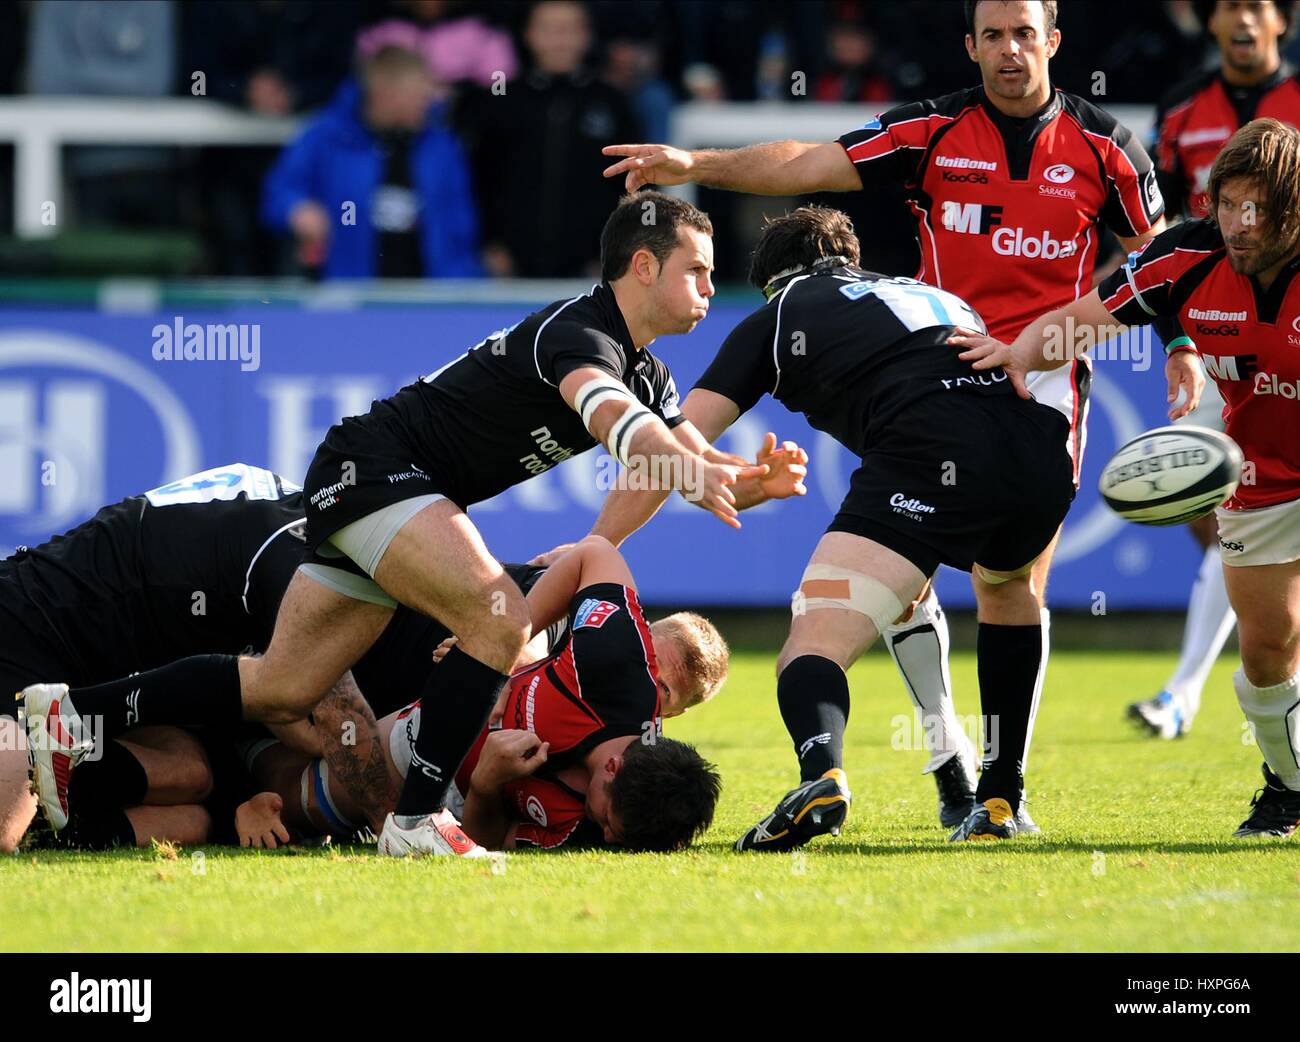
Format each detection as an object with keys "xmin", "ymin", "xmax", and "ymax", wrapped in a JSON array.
[
  {"xmin": 978, "ymin": 85, "xmax": 1061, "ymax": 132},
  {"xmin": 1219, "ymin": 60, "xmax": 1293, "ymax": 98},
  {"xmin": 762, "ymin": 256, "xmax": 856, "ymax": 301},
  {"xmin": 595, "ymin": 281, "xmax": 640, "ymax": 359}
]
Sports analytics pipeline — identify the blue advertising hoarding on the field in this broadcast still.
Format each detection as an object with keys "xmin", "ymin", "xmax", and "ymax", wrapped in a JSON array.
[{"xmin": 0, "ymin": 301, "xmax": 1199, "ymax": 607}]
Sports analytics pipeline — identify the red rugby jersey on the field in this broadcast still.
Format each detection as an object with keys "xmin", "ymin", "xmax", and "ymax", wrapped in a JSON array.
[
  {"xmin": 1098, "ymin": 219, "xmax": 1300, "ymax": 510},
  {"xmin": 839, "ymin": 86, "xmax": 1164, "ymax": 343},
  {"xmin": 1154, "ymin": 64, "xmax": 1300, "ymax": 220},
  {"xmin": 453, "ymin": 581, "xmax": 662, "ymax": 849}
]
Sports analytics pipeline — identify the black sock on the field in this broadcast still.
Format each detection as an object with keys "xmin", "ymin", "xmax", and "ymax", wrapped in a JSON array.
[
  {"xmin": 395, "ymin": 645, "xmax": 508, "ymax": 819},
  {"xmin": 68, "ymin": 655, "xmax": 243, "ymax": 740},
  {"xmin": 974, "ymin": 622, "xmax": 1044, "ymax": 812},
  {"xmin": 68, "ymin": 739, "xmax": 148, "ymax": 813},
  {"xmin": 65, "ymin": 808, "xmax": 137, "ymax": 850},
  {"xmin": 777, "ymin": 655, "xmax": 850, "ymax": 782}
]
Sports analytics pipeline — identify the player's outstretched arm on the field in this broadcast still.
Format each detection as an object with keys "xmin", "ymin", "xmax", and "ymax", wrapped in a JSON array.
[
  {"xmin": 949, "ymin": 289, "xmax": 1126, "ymax": 397},
  {"xmin": 560, "ymin": 366, "xmax": 766, "ymax": 531},
  {"xmin": 601, "ymin": 140, "xmax": 862, "ymax": 195},
  {"xmin": 523, "ymin": 535, "xmax": 635, "ymax": 635}
]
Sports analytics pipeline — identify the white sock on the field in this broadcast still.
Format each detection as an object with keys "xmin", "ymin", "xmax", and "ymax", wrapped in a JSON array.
[
  {"xmin": 1166, "ymin": 548, "xmax": 1236, "ymax": 719},
  {"xmin": 1234, "ymin": 670, "xmax": 1300, "ymax": 790},
  {"xmin": 884, "ymin": 588, "xmax": 973, "ymax": 772}
]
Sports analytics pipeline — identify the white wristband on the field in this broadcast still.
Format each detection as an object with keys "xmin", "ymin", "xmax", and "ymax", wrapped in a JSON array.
[
  {"xmin": 574, "ymin": 375, "xmax": 634, "ymax": 432},
  {"xmin": 608, "ymin": 406, "xmax": 658, "ymax": 466}
]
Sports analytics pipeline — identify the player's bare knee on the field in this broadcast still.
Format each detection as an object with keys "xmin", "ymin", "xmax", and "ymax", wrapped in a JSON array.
[{"xmin": 1240, "ymin": 630, "xmax": 1300, "ymax": 683}]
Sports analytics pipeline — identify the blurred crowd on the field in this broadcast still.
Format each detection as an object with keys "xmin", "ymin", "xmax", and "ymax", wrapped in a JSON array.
[{"xmin": 0, "ymin": 0, "xmax": 1284, "ymax": 280}]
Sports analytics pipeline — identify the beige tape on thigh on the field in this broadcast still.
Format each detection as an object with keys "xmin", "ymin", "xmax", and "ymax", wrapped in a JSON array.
[
  {"xmin": 973, "ymin": 560, "xmax": 1035, "ymax": 586},
  {"xmin": 796, "ymin": 564, "xmax": 907, "ymax": 633}
]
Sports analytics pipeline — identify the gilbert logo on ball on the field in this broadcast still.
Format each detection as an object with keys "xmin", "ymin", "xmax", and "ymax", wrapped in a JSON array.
[{"xmin": 1099, "ymin": 425, "xmax": 1243, "ymax": 526}]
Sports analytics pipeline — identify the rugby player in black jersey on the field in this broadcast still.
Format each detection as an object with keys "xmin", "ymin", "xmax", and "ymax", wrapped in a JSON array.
[
  {"xmin": 19, "ymin": 193, "xmax": 807, "ymax": 858},
  {"xmin": 0, "ymin": 463, "xmax": 571, "ymax": 852},
  {"xmin": 590, "ymin": 206, "xmax": 1201, "ymax": 846},
  {"xmin": 0, "ymin": 465, "xmax": 386, "ymax": 852}
]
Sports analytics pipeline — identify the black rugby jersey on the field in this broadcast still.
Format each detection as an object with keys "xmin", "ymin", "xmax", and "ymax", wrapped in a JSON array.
[
  {"xmin": 1, "ymin": 463, "xmax": 549, "ymax": 712},
  {"xmin": 360, "ymin": 282, "xmax": 685, "ymax": 505},
  {"xmin": 695, "ymin": 265, "xmax": 1013, "ymax": 455},
  {"xmin": 1, "ymin": 464, "xmax": 306, "ymax": 687}
]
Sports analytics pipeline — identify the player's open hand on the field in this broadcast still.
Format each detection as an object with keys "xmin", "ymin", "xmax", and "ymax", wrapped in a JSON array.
[
  {"xmin": 947, "ymin": 328, "xmax": 1033, "ymax": 400},
  {"xmin": 688, "ymin": 459, "xmax": 767, "ymax": 529},
  {"xmin": 756, "ymin": 432, "xmax": 808, "ymax": 500},
  {"xmin": 475, "ymin": 729, "xmax": 550, "ymax": 788},
  {"xmin": 236, "ymin": 792, "xmax": 291, "ymax": 850},
  {"xmin": 526, "ymin": 543, "xmax": 576, "ymax": 567},
  {"xmin": 602, "ymin": 143, "xmax": 696, "ymax": 192},
  {"xmin": 1166, "ymin": 350, "xmax": 1205, "ymax": 420}
]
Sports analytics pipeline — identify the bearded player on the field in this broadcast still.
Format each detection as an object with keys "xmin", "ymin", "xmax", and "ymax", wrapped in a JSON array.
[
  {"xmin": 1131, "ymin": 0, "xmax": 1299, "ymax": 738},
  {"xmin": 955, "ymin": 118, "xmax": 1300, "ymax": 837}
]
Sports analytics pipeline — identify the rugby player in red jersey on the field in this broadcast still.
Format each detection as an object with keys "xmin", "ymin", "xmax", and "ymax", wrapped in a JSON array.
[
  {"xmin": 235, "ymin": 536, "xmax": 726, "ymax": 851},
  {"xmin": 1132, "ymin": 0, "xmax": 1298, "ymax": 739},
  {"xmin": 598, "ymin": 0, "xmax": 1167, "ymax": 835},
  {"xmin": 955, "ymin": 117, "xmax": 1300, "ymax": 837}
]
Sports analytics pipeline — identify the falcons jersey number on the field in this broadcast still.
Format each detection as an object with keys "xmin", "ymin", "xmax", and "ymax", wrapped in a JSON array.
[
  {"xmin": 839, "ymin": 277, "xmax": 986, "ymax": 335},
  {"xmin": 145, "ymin": 464, "xmax": 290, "ymax": 506}
]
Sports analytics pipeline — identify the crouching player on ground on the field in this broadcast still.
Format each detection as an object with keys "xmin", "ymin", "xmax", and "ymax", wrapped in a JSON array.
[
  {"xmin": 954, "ymin": 117, "xmax": 1300, "ymax": 837},
  {"xmin": 239, "ymin": 535, "xmax": 726, "ymax": 851}
]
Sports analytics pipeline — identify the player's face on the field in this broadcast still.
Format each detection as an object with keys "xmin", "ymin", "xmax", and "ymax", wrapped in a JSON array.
[
  {"xmin": 652, "ymin": 634, "xmax": 693, "ymax": 718},
  {"xmin": 1217, "ymin": 175, "xmax": 1294, "ymax": 275},
  {"xmin": 585, "ymin": 769, "xmax": 625, "ymax": 844},
  {"xmin": 965, "ymin": 1, "xmax": 1060, "ymax": 104},
  {"xmin": 1210, "ymin": 1, "xmax": 1288, "ymax": 75},
  {"xmin": 648, "ymin": 227, "xmax": 715, "ymax": 335}
]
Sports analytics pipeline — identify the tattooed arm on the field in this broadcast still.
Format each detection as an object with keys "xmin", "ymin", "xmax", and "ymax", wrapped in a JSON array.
[{"xmin": 308, "ymin": 672, "xmax": 398, "ymax": 834}]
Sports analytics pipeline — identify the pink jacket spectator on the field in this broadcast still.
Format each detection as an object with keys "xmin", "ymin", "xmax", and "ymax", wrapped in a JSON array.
[{"xmin": 357, "ymin": 17, "xmax": 517, "ymax": 87}]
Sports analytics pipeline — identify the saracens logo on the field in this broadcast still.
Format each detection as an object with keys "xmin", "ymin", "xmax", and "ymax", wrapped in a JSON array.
[
  {"xmin": 1044, "ymin": 163, "xmax": 1075, "ymax": 184},
  {"xmin": 525, "ymin": 794, "xmax": 547, "ymax": 826}
]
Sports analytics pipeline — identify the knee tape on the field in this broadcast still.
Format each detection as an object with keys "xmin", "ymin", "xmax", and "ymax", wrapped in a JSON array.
[
  {"xmin": 796, "ymin": 564, "xmax": 907, "ymax": 633},
  {"xmin": 974, "ymin": 560, "xmax": 1035, "ymax": 586}
]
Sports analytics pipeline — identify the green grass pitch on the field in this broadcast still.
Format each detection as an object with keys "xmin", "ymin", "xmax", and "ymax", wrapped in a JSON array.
[{"xmin": 2, "ymin": 648, "xmax": 1295, "ymax": 953}]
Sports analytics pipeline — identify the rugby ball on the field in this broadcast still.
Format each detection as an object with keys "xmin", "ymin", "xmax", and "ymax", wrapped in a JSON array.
[{"xmin": 1098, "ymin": 426, "xmax": 1244, "ymax": 526}]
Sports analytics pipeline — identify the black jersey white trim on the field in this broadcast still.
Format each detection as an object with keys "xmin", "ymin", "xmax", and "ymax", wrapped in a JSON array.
[
  {"xmin": 533, "ymin": 294, "xmax": 587, "ymax": 386},
  {"xmin": 242, "ymin": 519, "xmax": 307, "ymax": 614},
  {"xmin": 771, "ymin": 274, "xmax": 812, "ymax": 396}
]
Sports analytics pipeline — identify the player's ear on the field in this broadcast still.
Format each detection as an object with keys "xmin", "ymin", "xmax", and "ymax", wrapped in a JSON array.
[
  {"xmin": 631, "ymin": 246, "xmax": 658, "ymax": 286},
  {"xmin": 606, "ymin": 755, "xmax": 623, "ymax": 778},
  {"xmin": 964, "ymin": 33, "xmax": 978, "ymax": 61},
  {"xmin": 1044, "ymin": 27, "xmax": 1061, "ymax": 58}
]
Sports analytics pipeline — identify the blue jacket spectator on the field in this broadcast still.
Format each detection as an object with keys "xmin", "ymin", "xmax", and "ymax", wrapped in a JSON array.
[{"xmin": 262, "ymin": 48, "xmax": 481, "ymax": 279}]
